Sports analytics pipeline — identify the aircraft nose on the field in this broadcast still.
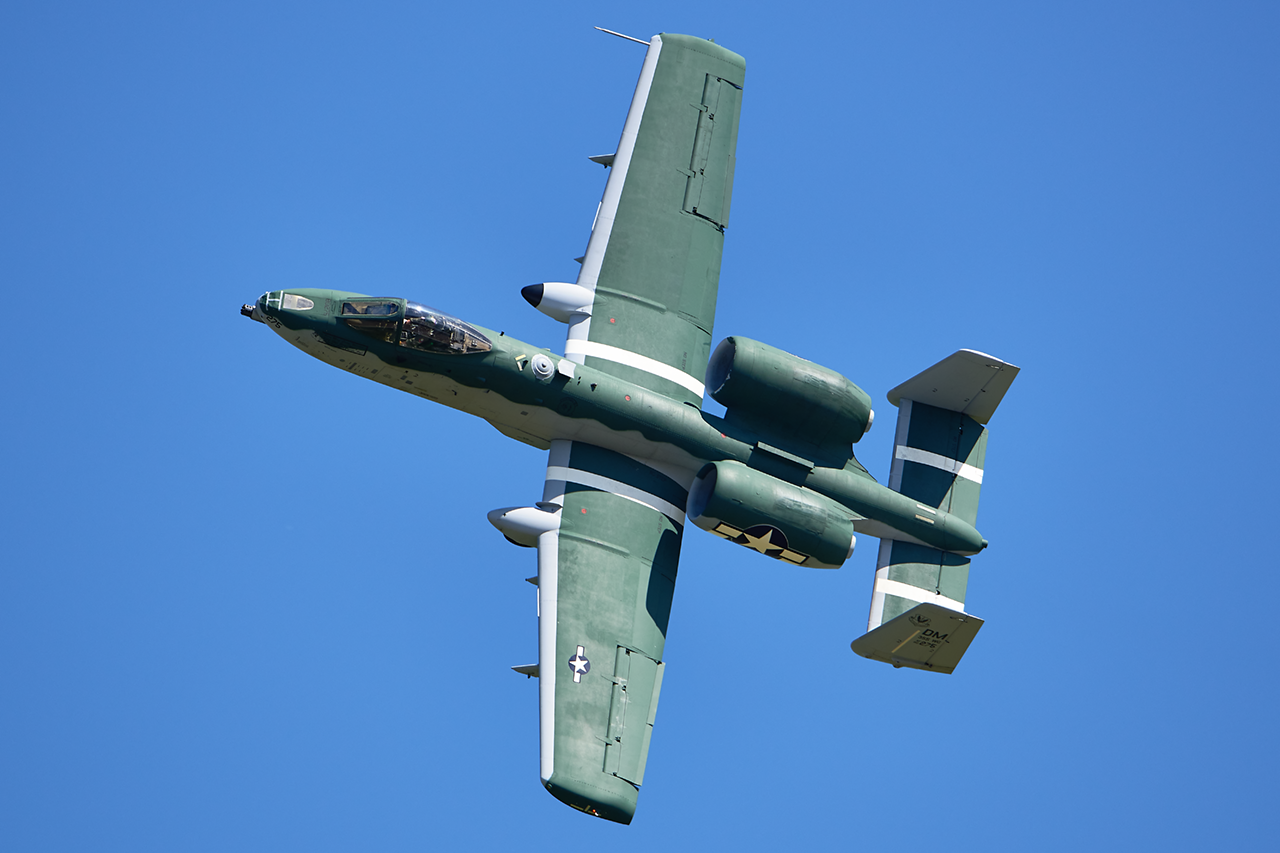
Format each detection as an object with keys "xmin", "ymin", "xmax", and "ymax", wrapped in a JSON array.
[{"xmin": 241, "ymin": 293, "xmax": 269, "ymax": 323}]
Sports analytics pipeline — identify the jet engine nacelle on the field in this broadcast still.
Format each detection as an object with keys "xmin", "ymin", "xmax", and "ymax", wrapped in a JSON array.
[
  {"xmin": 687, "ymin": 461, "xmax": 856, "ymax": 569},
  {"xmin": 707, "ymin": 337, "xmax": 874, "ymax": 448}
]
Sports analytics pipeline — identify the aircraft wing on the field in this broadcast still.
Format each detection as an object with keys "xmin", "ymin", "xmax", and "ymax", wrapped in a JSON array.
[
  {"xmin": 532, "ymin": 439, "xmax": 688, "ymax": 824},
  {"xmin": 565, "ymin": 33, "xmax": 746, "ymax": 407}
]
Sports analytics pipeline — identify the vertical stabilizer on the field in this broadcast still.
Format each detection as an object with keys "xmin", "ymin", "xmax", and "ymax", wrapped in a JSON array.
[
  {"xmin": 885, "ymin": 349, "xmax": 1018, "ymax": 526},
  {"xmin": 861, "ymin": 350, "xmax": 1018, "ymax": 649}
]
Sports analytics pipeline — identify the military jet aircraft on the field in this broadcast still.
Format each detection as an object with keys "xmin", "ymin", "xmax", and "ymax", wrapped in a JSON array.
[{"xmin": 242, "ymin": 31, "xmax": 1018, "ymax": 825}]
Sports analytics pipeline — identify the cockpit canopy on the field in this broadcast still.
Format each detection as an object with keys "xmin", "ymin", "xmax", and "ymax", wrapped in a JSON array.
[
  {"xmin": 339, "ymin": 299, "xmax": 492, "ymax": 355},
  {"xmin": 341, "ymin": 300, "xmax": 398, "ymax": 316}
]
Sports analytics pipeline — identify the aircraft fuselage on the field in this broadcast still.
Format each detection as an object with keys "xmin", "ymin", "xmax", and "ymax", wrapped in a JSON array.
[{"xmin": 245, "ymin": 288, "xmax": 987, "ymax": 557}]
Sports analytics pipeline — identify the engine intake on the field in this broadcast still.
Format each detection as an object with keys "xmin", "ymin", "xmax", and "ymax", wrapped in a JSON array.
[{"xmin": 687, "ymin": 461, "xmax": 856, "ymax": 569}]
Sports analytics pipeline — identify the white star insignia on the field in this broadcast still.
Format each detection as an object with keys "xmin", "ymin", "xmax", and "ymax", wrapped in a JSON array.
[{"xmin": 568, "ymin": 645, "xmax": 590, "ymax": 682}]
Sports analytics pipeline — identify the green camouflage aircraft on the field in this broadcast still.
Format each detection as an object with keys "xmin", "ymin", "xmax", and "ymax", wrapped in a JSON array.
[{"xmin": 242, "ymin": 31, "xmax": 1018, "ymax": 824}]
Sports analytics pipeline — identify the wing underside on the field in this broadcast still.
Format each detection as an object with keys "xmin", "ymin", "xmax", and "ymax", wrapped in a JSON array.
[
  {"xmin": 565, "ymin": 33, "xmax": 747, "ymax": 406},
  {"xmin": 525, "ymin": 32, "xmax": 744, "ymax": 823},
  {"xmin": 535, "ymin": 440, "xmax": 689, "ymax": 824}
]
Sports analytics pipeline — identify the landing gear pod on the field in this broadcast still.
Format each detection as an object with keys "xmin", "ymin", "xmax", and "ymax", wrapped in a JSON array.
[{"xmin": 687, "ymin": 461, "xmax": 856, "ymax": 568}]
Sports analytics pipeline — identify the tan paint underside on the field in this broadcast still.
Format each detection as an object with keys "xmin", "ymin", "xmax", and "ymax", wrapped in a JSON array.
[{"xmin": 286, "ymin": 330, "xmax": 702, "ymax": 489}]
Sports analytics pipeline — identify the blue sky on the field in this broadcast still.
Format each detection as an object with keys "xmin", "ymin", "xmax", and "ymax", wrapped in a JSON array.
[{"xmin": 4, "ymin": 2, "xmax": 1278, "ymax": 849}]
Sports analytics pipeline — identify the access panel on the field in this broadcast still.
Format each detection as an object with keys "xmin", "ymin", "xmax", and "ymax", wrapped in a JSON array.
[
  {"xmin": 682, "ymin": 74, "xmax": 742, "ymax": 228},
  {"xmin": 603, "ymin": 647, "xmax": 665, "ymax": 786}
]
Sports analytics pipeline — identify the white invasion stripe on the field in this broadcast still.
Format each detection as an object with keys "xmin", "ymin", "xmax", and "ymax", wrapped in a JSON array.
[
  {"xmin": 565, "ymin": 35, "xmax": 664, "ymax": 360},
  {"xmin": 625, "ymin": 452, "xmax": 697, "ymax": 491},
  {"xmin": 874, "ymin": 578, "xmax": 966, "ymax": 613},
  {"xmin": 895, "ymin": 445, "xmax": 985, "ymax": 484},
  {"xmin": 546, "ymin": 465, "xmax": 686, "ymax": 525},
  {"xmin": 564, "ymin": 339, "xmax": 705, "ymax": 397},
  {"xmin": 544, "ymin": 439, "xmax": 573, "ymax": 483}
]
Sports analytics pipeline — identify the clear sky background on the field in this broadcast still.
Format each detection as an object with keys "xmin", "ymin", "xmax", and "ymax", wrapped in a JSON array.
[{"xmin": 4, "ymin": 2, "xmax": 1278, "ymax": 850}]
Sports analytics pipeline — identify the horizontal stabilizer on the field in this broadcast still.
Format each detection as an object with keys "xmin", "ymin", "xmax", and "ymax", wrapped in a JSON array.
[
  {"xmin": 887, "ymin": 350, "xmax": 1019, "ymax": 425},
  {"xmin": 851, "ymin": 602, "xmax": 983, "ymax": 674}
]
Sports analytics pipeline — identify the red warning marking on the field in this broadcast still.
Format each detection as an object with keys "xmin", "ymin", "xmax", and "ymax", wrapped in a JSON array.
[
  {"xmin": 624, "ymin": 395, "xmax": 631, "ymax": 401},
  {"xmin": 609, "ymin": 318, "xmax": 616, "ymax": 323},
  {"xmin": 581, "ymin": 508, "xmax": 587, "ymax": 514}
]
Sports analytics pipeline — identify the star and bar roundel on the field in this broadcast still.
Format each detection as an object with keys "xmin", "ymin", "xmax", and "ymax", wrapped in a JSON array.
[
  {"xmin": 710, "ymin": 523, "xmax": 809, "ymax": 565},
  {"xmin": 567, "ymin": 645, "xmax": 591, "ymax": 683}
]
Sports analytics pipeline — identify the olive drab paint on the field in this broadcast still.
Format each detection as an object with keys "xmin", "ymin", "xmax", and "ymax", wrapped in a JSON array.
[{"xmin": 243, "ymin": 31, "xmax": 1019, "ymax": 826}]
